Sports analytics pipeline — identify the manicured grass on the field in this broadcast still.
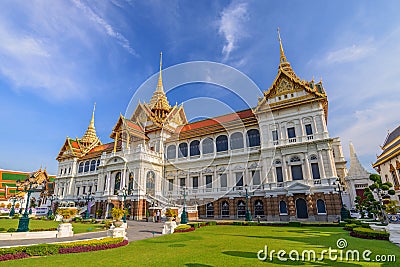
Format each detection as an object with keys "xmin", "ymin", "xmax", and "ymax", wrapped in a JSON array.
[
  {"xmin": 0, "ymin": 219, "xmax": 105, "ymax": 234},
  {"xmin": 1, "ymin": 225, "xmax": 399, "ymax": 266}
]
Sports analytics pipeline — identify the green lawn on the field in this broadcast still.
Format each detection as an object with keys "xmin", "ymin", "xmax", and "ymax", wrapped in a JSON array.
[
  {"xmin": 0, "ymin": 219, "xmax": 105, "ymax": 234},
  {"xmin": 1, "ymin": 225, "xmax": 399, "ymax": 266}
]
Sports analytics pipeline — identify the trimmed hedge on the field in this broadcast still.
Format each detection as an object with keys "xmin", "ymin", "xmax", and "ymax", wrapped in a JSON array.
[
  {"xmin": 288, "ymin": 221, "xmax": 302, "ymax": 227},
  {"xmin": 351, "ymin": 227, "xmax": 389, "ymax": 240},
  {"xmin": 343, "ymin": 223, "xmax": 358, "ymax": 231},
  {"xmin": 174, "ymin": 224, "xmax": 192, "ymax": 231},
  {"xmin": 0, "ymin": 237, "xmax": 126, "ymax": 262}
]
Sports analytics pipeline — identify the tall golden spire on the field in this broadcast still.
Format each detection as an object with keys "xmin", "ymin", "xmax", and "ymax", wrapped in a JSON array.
[
  {"xmin": 81, "ymin": 103, "xmax": 100, "ymax": 147},
  {"xmin": 156, "ymin": 51, "xmax": 164, "ymax": 92},
  {"xmin": 277, "ymin": 27, "xmax": 287, "ymax": 63}
]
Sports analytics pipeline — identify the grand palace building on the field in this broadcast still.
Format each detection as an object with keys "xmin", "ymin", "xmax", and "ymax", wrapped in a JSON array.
[{"xmin": 54, "ymin": 36, "xmax": 348, "ymax": 222}]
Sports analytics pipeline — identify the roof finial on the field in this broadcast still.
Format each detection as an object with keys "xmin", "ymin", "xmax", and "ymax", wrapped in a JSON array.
[
  {"xmin": 277, "ymin": 27, "xmax": 287, "ymax": 63},
  {"xmin": 156, "ymin": 51, "xmax": 164, "ymax": 92},
  {"xmin": 90, "ymin": 102, "xmax": 96, "ymax": 128}
]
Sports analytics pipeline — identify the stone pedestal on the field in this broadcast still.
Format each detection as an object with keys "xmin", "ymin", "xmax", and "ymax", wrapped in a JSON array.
[
  {"xmin": 162, "ymin": 221, "xmax": 177, "ymax": 235},
  {"xmin": 386, "ymin": 224, "xmax": 400, "ymax": 245},
  {"xmin": 57, "ymin": 223, "xmax": 73, "ymax": 238},
  {"xmin": 107, "ymin": 226, "xmax": 127, "ymax": 239}
]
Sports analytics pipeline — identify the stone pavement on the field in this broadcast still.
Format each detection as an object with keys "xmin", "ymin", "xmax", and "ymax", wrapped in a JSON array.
[{"xmin": 0, "ymin": 220, "xmax": 164, "ymax": 248}]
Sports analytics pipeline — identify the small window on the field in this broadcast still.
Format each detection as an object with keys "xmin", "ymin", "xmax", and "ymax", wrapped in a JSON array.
[
  {"xmin": 168, "ymin": 179, "xmax": 173, "ymax": 191},
  {"xmin": 252, "ymin": 170, "xmax": 261, "ymax": 185},
  {"xmin": 220, "ymin": 173, "xmax": 227, "ymax": 187},
  {"xmin": 279, "ymin": 200, "xmax": 287, "ymax": 214},
  {"xmin": 272, "ymin": 130, "xmax": 279, "ymax": 141},
  {"xmin": 235, "ymin": 172, "xmax": 243, "ymax": 187},
  {"xmin": 180, "ymin": 178, "xmax": 186, "ymax": 187},
  {"xmin": 216, "ymin": 135, "xmax": 228, "ymax": 152},
  {"xmin": 311, "ymin": 163, "xmax": 320, "ymax": 179},
  {"xmin": 290, "ymin": 156, "xmax": 301, "ymax": 162},
  {"xmin": 78, "ymin": 163, "xmax": 84, "ymax": 173},
  {"xmin": 202, "ymin": 138, "xmax": 214, "ymax": 154},
  {"xmin": 190, "ymin": 140, "xmax": 200, "ymax": 156},
  {"xmin": 90, "ymin": 160, "xmax": 96, "ymax": 171},
  {"xmin": 230, "ymin": 132, "xmax": 244, "ymax": 150},
  {"xmin": 206, "ymin": 175, "xmax": 212, "ymax": 188},
  {"xmin": 192, "ymin": 177, "xmax": 198, "ymax": 189},
  {"xmin": 167, "ymin": 145, "xmax": 176, "ymax": 159},
  {"xmin": 276, "ymin": 167, "xmax": 283, "ymax": 183},
  {"xmin": 76, "ymin": 187, "xmax": 80, "ymax": 196},
  {"xmin": 178, "ymin": 143, "xmax": 188, "ymax": 158},
  {"xmin": 206, "ymin": 202, "xmax": 214, "ymax": 217},
  {"xmin": 317, "ymin": 199, "xmax": 326, "ymax": 214},
  {"xmin": 247, "ymin": 129, "xmax": 260, "ymax": 147},
  {"xmin": 84, "ymin": 161, "xmax": 90, "ymax": 172},
  {"xmin": 305, "ymin": 124, "xmax": 313, "ymax": 135},
  {"xmin": 287, "ymin": 127, "xmax": 296, "ymax": 138},
  {"xmin": 291, "ymin": 165, "xmax": 303, "ymax": 180}
]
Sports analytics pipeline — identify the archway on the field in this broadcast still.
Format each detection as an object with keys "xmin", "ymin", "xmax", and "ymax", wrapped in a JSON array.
[{"xmin": 295, "ymin": 198, "xmax": 308, "ymax": 219}]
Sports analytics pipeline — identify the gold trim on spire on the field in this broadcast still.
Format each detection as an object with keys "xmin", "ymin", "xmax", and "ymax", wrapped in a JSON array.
[
  {"xmin": 81, "ymin": 103, "xmax": 101, "ymax": 148},
  {"xmin": 277, "ymin": 27, "xmax": 287, "ymax": 63},
  {"xmin": 156, "ymin": 51, "xmax": 163, "ymax": 92}
]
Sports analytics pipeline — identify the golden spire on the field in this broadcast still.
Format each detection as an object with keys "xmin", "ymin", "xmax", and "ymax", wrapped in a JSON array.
[
  {"xmin": 277, "ymin": 27, "xmax": 287, "ymax": 63},
  {"xmin": 81, "ymin": 103, "xmax": 100, "ymax": 146},
  {"xmin": 156, "ymin": 51, "xmax": 163, "ymax": 92}
]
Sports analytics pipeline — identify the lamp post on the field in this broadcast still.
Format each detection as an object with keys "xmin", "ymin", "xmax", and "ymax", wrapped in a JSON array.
[
  {"xmin": 120, "ymin": 187, "xmax": 128, "ymax": 223},
  {"xmin": 180, "ymin": 186, "xmax": 188, "ymax": 224},
  {"xmin": 16, "ymin": 174, "xmax": 39, "ymax": 232},
  {"xmin": 335, "ymin": 179, "xmax": 348, "ymax": 221},
  {"xmin": 244, "ymin": 184, "xmax": 252, "ymax": 222},
  {"xmin": 79, "ymin": 193, "xmax": 94, "ymax": 219},
  {"xmin": 9, "ymin": 195, "xmax": 18, "ymax": 217},
  {"xmin": 47, "ymin": 194, "xmax": 57, "ymax": 217}
]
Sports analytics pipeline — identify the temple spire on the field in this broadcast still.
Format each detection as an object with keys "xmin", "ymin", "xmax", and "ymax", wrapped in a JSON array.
[
  {"xmin": 81, "ymin": 103, "xmax": 100, "ymax": 147},
  {"xmin": 277, "ymin": 27, "xmax": 287, "ymax": 63},
  {"xmin": 156, "ymin": 52, "xmax": 164, "ymax": 92}
]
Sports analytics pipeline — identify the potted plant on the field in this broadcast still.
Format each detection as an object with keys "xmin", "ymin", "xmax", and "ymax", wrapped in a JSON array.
[
  {"xmin": 96, "ymin": 208, "xmax": 103, "ymax": 219},
  {"xmin": 57, "ymin": 208, "xmax": 77, "ymax": 223},
  {"xmin": 165, "ymin": 209, "xmax": 177, "ymax": 222},
  {"xmin": 111, "ymin": 207, "xmax": 125, "ymax": 227}
]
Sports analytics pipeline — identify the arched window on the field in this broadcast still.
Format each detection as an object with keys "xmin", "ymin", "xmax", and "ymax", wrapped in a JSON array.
[
  {"xmin": 206, "ymin": 202, "xmax": 214, "ymax": 217},
  {"xmin": 290, "ymin": 156, "xmax": 301, "ymax": 162},
  {"xmin": 310, "ymin": 155, "xmax": 318, "ymax": 161},
  {"xmin": 114, "ymin": 172, "xmax": 121, "ymax": 195},
  {"xmin": 237, "ymin": 200, "xmax": 246, "ymax": 217},
  {"xmin": 90, "ymin": 160, "xmax": 96, "ymax": 171},
  {"xmin": 216, "ymin": 135, "xmax": 228, "ymax": 152},
  {"xmin": 247, "ymin": 129, "xmax": 260, "ymax": 147},
  {"xmin": 254, "ymin": 200, "xmax": 264, "ymax": 217},
  {"xmin": 128, "ymin": 173, "xmax": 134, "ymax": 192},
  {"xmin": 84, "ymin": 161, "xmax": 90, "ymax": 172},
  {"xmin": 68, "ymin": 167, "xmax": 71, "ymax": 174},
  {"xmin": 296, "ymin": 198, "xmax": 308, "ymax": 218},
  {"xmin": 202, "ymin": 138, "xmax": 214, "ymax": 154},
  {"xmin": 230, "ymin": 132, "xmax": 244, "ymax": 150},
  {"xmin": 166, "ymin": 145, "xmax": 176, "ymax": 159},
  {"xmin": 178, "ymin": 143, "xmax": 188, "ymax": 158},
  {"xmin": 146, "ymin": 171, "xmax": 155, "ymax": 196},
  {"xmin": 190, "ymin": 140, "xmax": 200, "ymax": 156},
  {"xmin": 279, "ymin": 200, "xmax": 287, "ymax": 214},
  {"xmin": 221, "ymin": 201, "xmax": 229, "ymax": 217},
  {"xmin": 316, "ymin": 199, "xmax": 326, "ymax": 214}
]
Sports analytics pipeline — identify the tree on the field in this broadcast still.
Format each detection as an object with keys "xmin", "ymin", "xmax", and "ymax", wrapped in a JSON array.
[{"xmin": 356, "ymin": 174, "xmax": 395, "ymax": 223}]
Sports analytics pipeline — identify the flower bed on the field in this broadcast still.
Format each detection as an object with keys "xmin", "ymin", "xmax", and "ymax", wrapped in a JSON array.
[
  {"xmin": 0, "ymin": 237, "xmax": 127, "ymax": 262},
  {"xmin": 173, "ymin": 227, "xmax": 195, "ymax": 233}
]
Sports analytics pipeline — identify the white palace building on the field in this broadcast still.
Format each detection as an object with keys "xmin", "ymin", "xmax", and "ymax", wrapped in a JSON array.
[{"xmin": 54, "ymin": 36, "xmax": 348, "ymax": 222}]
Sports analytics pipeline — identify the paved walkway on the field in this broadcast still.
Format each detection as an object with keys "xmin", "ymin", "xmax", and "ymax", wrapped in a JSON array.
[{"xmin": 0, "ymin": 220, "xmax": 164, "ymax": 248}]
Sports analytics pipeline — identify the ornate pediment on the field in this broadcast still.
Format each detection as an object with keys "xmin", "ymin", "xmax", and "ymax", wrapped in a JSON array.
[{"xmin": 286, "ymin": 182, "xmax": 311, "ymax": 192}]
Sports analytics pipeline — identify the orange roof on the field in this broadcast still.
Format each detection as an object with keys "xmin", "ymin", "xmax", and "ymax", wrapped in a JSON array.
[
  {"xmin": 177, "ymin": 109, "xmax": 254, "ymax": 133},
  {"xmin": 70, "ymin": 140, "xmax": 80, "ymax": 149}
]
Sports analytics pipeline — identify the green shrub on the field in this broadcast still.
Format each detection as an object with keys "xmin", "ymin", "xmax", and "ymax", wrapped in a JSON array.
[
  {"xmin": 7, "ymin": 228, "xmax": 16, "ymax": 232},
  {"xmin": 48, "ymin": 215, "xmax": 55, "ymax": 220},
  {"xmin": 343, "ymin": 223, "xmax": 358, "ymax": 231},
  {"xmin": 339, "ymin": 222, "xmax": 347, "ymax": 227},
  {"xmin": 56, "ymin": 237, "xmax": 123, "ymax": 248},
  {"xmin": 288, "ymin": 221, "xmax": 302, "ymax": 227},
  {"xmin": 103, "ymin": 220, "xmax": 113, "ymax": 229},
  {"xmin": 0, "ymin": 228, "xmax": 5, "ymax": 232},
  {"xmin": 188, "ymin": 222, "xmax": 201, "ymax": 228},
  {"xmin": 175, "ymin": 224, "xmax": 191, "ymax": 231},
  {"xmin": 12, "ymin": 214, "xmax": 20, "ymax": 219},
  {"xmin": 25, "ymin": 244, "xmax": 58, "ymax": 256},
  {"xmin": 207, "ymin": 221, "xmax": 217, "ymax": 226},
  {"xmin": 360, "ymin": 222, "xmax": 371, "ymax": 228},
  {"xmin": 352, "ymin": 227, "xmax": 389, "ymax": 240}
]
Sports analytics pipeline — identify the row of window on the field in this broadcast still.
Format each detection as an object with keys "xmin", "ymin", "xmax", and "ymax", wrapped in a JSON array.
[
  {"xmin": 168, "ymin": 170, "xmax": 261, "ymax": 190},
  {"xmin": 78, "ymin": 159, "xmax": 101, "ymax": 173},
  {"xmin": 60, "ymin": 167, "xmax": 71, "ymax": 176},
  {"xmin": 205, "ymin": 198, "xmax": 326, "ymax": 217},
  {"xmin": 166, "ymin": 129, "xmax": 260, "ymax": 159}
]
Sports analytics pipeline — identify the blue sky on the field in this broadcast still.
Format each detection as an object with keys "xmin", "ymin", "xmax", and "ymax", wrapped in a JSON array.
[{"xmin": 0, "ymin": 0, "xmax": 399, "ymax": 174}]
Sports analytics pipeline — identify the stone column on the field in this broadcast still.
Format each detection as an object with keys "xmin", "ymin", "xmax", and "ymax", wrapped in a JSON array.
[
  {"xmin": 318, "ymin": 151, "xmax": 326, "ymax": 179},
  {"xmin": 303, "ymin": 153, "xmax": 311, "ymax": 180},
  {"xmin": 282, "ymin": 155, "xmax": 289, "ymax": 182}
]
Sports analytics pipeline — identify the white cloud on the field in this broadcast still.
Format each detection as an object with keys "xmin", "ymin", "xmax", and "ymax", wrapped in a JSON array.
[
  {"xmin": 324, "ymin": 44, "xmax": 374, "ymax": 64},
  {"xmin": 218, "ymin": 1, "xmax": 249, "ymax": 60},
  {"xmin": 72, "ymin": 0, "xmax": 137, "ymax": 56}
]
